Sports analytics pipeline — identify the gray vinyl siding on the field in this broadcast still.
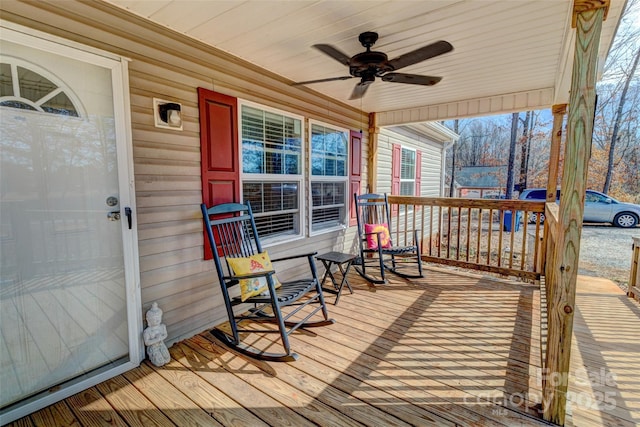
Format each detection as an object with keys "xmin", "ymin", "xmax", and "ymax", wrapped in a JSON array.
[
  {"xmin": 1, "ymin": 0, "xmax": 366, "ymax": 344},
  {"xmin": 377, "ymin": 128, "xmax": 445, "ymax": 196},
  {"xmin": 376, "ymin": 128, "xmax": 445, "ymax": 248}
]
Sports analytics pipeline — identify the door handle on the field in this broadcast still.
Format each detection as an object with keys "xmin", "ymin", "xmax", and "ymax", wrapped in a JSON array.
[
  {"xmin": 125, "ymin": 207, "xmax": 132, "ymax": 230},
  {"xmin": 108, "ymin": 208, "xmax": 132, "ymax": 229}
]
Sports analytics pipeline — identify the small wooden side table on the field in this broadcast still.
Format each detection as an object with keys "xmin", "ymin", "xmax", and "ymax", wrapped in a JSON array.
[{"xmin": 316, "ymin": 251, "xmax": 356, "ymax": 305}]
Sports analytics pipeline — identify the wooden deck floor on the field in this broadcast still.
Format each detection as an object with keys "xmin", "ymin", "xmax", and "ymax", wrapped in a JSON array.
[
  {"xmin": 565, "ymin": 276, "xmax": 640, "ymax": 427},
  {"xmin": 6, "ymin": 267, "xmax": 639, "ymax": 427}
]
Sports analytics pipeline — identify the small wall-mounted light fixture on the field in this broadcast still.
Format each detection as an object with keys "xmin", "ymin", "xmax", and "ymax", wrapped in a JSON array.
[{"xmin": 153, "ymin": 98, "xmax": 183, "ymax": 130}]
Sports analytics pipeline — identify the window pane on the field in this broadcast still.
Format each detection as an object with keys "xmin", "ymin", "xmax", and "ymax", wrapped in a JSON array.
[
  {"xmin": 246, "ymin": 182, "xmax": 299, "ymax": 238},
  {"xmin": 311, "ymin": 123, "xmax": 347, "ymax": 177},
  {"xmin": 241, "ymin": 106, "xmax": 301, "ymax": 175},
  {"xmin": 243, "ymin": 182, "xmax": 263, "ymax": 213},
  {"xmin": 0, "ymin": 63, "xmax": 13, "ymax": 97},
  {"xmin": 254, "ymin": 213, "xmax": 297, "ymax": 239},
  {"xmin": 266, "ymin": 151, "xmax": 282, "ymax": 174},
  {"xmin": 242, "ymin": 141, "xmax": 264, "ymax": 173},
  {"xmin": 311, "ymin": 181, "xmax": 346, "ymax": 231},
  {"xmin": 312, "ymin": 207, "xmax": 343, "ymax": 231},
  {"xmin": 401, "ymin": 148, "xmax": 415, "ymax": 179},
  {"xmin": 41, "ymin": 91, "xmax": 78, "ymax": 117},
  {"xmin": 400, "ymin": 182, "xmax": 414, "ymax": 196},
  {"xmin": 17, "ymin": 66, "xmax": 57, "ymax": 103}
]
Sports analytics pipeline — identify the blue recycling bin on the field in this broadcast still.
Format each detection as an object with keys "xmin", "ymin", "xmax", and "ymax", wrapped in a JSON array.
[{"xmin": 503, "ymin": 210, "xmax": 522, "ymax": 232}]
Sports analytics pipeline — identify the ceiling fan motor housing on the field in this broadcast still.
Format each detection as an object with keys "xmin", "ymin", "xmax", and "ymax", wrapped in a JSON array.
[{"xmin": 349, "ymin": 51, "xmax": 392, "ymax": 76}]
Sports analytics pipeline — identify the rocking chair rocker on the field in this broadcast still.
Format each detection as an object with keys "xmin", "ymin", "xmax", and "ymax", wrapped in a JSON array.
[
  {"xmin": 353, "ymin": 193, "xmax": 424, "ymax": 284},
  {"xmin": 201, "ymin": 202, "xmax": 334, "ymax": 362}
]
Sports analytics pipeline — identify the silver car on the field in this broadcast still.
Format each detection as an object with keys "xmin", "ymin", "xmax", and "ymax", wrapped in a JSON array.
[{"xmin": 519, "ymin": 188, "xmax": 640, "ymax": 228}]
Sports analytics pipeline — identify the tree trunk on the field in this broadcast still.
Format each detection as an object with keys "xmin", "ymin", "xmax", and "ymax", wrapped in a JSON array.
[
  {"xmin": 519, "ymin": 111, "xmax": 531, "ymax": 191},
  {"xmin": 449, "ymin": 119, "xmax": 459, "ymax": 197},
  {"xmin": 603, "ymin": 46, "xmax": 640, "ymax": 194},
  {"xmin": 505, "ymin": 112, "xmax": 519, "ymax": 199}
]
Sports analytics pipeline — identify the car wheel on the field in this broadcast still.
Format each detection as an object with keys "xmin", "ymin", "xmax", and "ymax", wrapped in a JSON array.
[
  {"xmin": 613, "ymin": 212, "xmax": 638, "ymax": 228},
  {"xmin": 528, "ymin": 212, "xmax": 546, "ymax": 224}
]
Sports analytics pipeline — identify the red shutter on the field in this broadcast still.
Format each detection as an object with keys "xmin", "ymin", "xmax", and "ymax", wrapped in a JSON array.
[
  {"xmin": 349, "ymin": 130, "xmax": 362, "ymax": 226},
  {"xmin": 391, "ymin": 143, "xmax": 401, "ymax": 215},
  {"xmin": 198, "ymin": 88, "xmax": 239, "ymax": 260},
  {"xmin": 415, "ymin": 149, "xmax": 422, "ymax": 196}
]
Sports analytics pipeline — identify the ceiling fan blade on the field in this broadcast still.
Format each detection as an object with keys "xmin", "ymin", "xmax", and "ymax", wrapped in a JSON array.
[
  {"xmin": 313, "ymin": 44, "xmax": 352, "ymax": 66},
  {"xmin": 387, "ymin": 40, "xmax": 453, "ymax": 71},
  {"xmin": 349, "ymin": 82, "xmax": 371, "ymax": 100},
  {"xmin": 381, "ymin": 73, "xmax": 442, "ymax": 86},
  {"xmin": 292, "ymin": 76, "xmax": 354, "ymax": 85}
]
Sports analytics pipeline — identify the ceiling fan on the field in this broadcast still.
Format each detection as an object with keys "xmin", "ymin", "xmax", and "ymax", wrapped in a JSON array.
[{"xmin": 293, "ymin": 31, "xmax": 453, "ymax": 100}]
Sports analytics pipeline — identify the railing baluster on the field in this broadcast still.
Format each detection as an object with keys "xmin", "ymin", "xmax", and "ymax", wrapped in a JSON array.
[
  {"xmin": 497, "ymin": 210, "xmax": 504, "ymax": 267},
  {"xmin": 465, "ymin": 207, "xmax": 472, "ymax": 262},
  {"xmin": 508, "ymin": 212, "xmax": 516, "ymax": 269},
  {"xmin": 487, "ymin": 209, "xmax": 493, "ymax": 266},
  {"xmin": 456, "ymin": 206, "xmax": 462, "ymax": 260},
  {"xmin": 476, "ymin": 208, "xmax": 482, "ymax": 264},
  {"xmin": 520, "ymin": 211, "xmax": 528, "ymax": 271},
  {"xmin": 437, "ymin": 206, "xmax": 442, "ymax": 258},
  {"xmin": 446, "ymin": 206, "xmax": 452, "ymax": 259},
  {"xmin": 420, "ymin": 205, "xmax": 425, "ymax": 254}
]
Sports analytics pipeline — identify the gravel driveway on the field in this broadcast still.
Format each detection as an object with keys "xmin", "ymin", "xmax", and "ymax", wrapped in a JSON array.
[{"xmin": 578, "ymin": 224, "xmax": 640, "ymax": 285}]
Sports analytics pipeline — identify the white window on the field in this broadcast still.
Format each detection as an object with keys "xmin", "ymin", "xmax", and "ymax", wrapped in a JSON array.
[
  {"xmin": 0, "ymin": 61, "xmax": 81, "ymax": 116},
  {"xmin": 309, "ymin": 121, "xmax": 349, "ymax": 233},
  {"xmin": 400, "ymin": 147, "xmax": 416, "ymax": 196},
  {"xmin": 240, "ymin": 102, "xmax": 304, "ymax": 242}
]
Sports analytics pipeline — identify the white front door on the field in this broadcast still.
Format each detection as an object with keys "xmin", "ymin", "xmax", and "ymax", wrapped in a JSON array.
[{"xmin": 0, "ymin": 23, "xmax": 141, "ymax": 422}]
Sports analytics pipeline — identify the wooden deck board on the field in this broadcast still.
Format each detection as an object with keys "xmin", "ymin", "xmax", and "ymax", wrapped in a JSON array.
[
  {"xmin": 7, "ymin": 267, "xmax": 639, "ymax": 427},
  {"xmin": 564, "ymin": 276, "xmax": 640, "ymax": 427}
]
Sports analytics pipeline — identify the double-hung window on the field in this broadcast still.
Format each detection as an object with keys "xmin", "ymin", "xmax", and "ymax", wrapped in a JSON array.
[
  {"xmin": 240, "ymin": 103, "xmax": 304, "ymax": 242},
  {"xmin": 309, "ymin": 121, "xmax": 348, "ymax": 233},
  {"xmin": 400, "ymin": 147, "xmax": 416, "ymax": 196}
]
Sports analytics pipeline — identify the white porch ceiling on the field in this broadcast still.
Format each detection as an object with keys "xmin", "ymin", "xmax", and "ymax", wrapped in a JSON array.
[{"xmin": 107, "ymin": 0, "xmax": 625, "ymax": 124}]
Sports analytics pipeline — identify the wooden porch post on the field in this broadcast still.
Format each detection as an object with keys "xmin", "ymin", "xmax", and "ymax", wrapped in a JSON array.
[
  {"xmin": 540, "ymin": 104, "xmax": 567, "ymax": 273},
  {"xmin": 367, "ymin": 112, "xmax": 379, "ymax": 193},
  {"xmin": 542, "ymin": 1, "xmax": 608, "ymax": 425},
  {"xmin": 547, "ymin": 104, "xmax": 567, "ymax": 202}
]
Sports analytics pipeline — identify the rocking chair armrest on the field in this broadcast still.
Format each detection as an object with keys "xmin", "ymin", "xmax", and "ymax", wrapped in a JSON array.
[
  {"xmin": 362, "ymin": 231, "xmax": 383, "ymax": 238},
  {"xmin": 271, "ymin": 251, "xmax": 318, "ymax": 263},
  {"xmin": 224, "ymin": 270, "xmax": 276, "ymax": 281},
  {"xmin": 363, "ymin": 231, "xmax": 387, "ymax": 242}
]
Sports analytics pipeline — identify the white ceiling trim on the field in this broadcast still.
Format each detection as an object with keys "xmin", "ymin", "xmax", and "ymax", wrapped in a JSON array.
[{"xmin": 377, "ymin": 88, "xmax": 555, "ymax": 126}]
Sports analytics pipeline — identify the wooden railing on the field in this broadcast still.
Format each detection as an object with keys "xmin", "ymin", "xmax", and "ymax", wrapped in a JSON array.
[
  {"xmin": 387, "ymin": 196, "xmax": 546, "ymax": 281},
  {"xmin": 629, "ymin": 237, "xmax": 640, "ymax": 302},
  {"xmin": 539, "ymin": 202, "xmax": 559, "ymax": 373}
]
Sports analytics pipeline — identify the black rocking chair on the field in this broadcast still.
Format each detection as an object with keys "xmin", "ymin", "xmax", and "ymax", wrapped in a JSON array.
[
  {"xmin": 353, "ymin": 193, "xmax": 424, "ymax": 284},
  {"xmin": 201, "ymin": 202, "xmax": 334, "ymax": 362}
]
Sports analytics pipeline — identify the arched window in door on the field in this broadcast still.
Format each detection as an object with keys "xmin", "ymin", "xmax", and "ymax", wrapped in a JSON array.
[{"xmin": 0, "ymin": 59, "xmax": 83, "ymax": 117}]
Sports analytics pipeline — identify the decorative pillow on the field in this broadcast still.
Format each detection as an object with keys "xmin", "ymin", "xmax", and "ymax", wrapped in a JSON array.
[
  {"xmin": 364, "ymin": 223, "xmax": 391, "ymax": 249},
  {"xmin": 227, "ymin": 251, "xmax": 281, "ymax": 302}
]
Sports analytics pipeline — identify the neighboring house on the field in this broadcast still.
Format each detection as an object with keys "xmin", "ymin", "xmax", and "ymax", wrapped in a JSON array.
[
  {"xmin": 455, "ymin": 165, "xmax": 508, "ymax": 198},
  {"xmin": 376, "ymin": 125, "xmax": 458, "ymax": 198}
]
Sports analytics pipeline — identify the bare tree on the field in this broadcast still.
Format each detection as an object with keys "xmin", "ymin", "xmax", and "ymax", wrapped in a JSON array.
[
  {"xmin": 449, "ymin": 119, "xmax": 459, "ymax": 196},
  {"xmin": 603, "ymin": 47, "xmax": 640, "ymax": 193},
  {"xmin": 505, "ymin": 113, "xmax": 519, "ymax": 199}
]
